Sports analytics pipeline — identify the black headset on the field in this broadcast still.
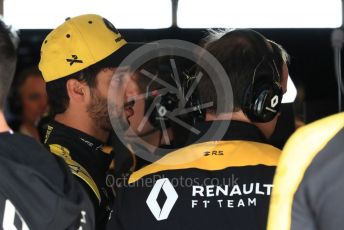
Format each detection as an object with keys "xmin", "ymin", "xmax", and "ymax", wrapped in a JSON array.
[
  {"xmin": 242, "ymin": 56, "xmax": 283, "ymax": 123},
  {"xmin": 143, "ymin": 55, "xmax": 283, "ymax": 126},
  {"xmin": 144, "ymin": 81, "xmax": 180, "ymax": 131},
  {"xmin": 143, "ymin": 63, "xmax": 206, "ymax": 131}
]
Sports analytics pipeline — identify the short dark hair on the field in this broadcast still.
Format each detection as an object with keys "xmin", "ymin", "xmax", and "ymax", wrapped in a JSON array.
[
  {"xmin": 14, "ymin": 66, "xmax": 43, "ymax": 90},
  {"xmin": 197, "ymin": 29, "xmax": 289, "ymax": 114},
  {"xmin": 268, "ymin": 39, "xmax": 290, "ymax": 71},
  {"xmin": 133, "ymin": 58, "xmax": 178, "ymax": 93},
  {"xmin": 0, "ymin": 20, "xmax": 18, "ymax": 110},
  {"xmin": 46, "ymin": 66, "xmax": 100, "ymax": 116}
]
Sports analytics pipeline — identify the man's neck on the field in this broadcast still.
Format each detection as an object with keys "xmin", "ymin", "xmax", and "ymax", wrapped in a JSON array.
[
  {"xmin": 20, "ymin": 121, "xmax": 40, "ymax": 141},
  {"xmin": 55, "ymin": 112, "xmax": 109, "ymax": 143},
  {"xmin": 126, "ymin": 128, "xmax": 173, "ymax": 154},
  {"xmin": 205, "ymin": 111, "xmax": 272, "ymax": 139},
  {"xmin": 206, "ymin": 111, "xmax": 251, "ymax": 123},
  {"xmin": 127, "ymin": 130, "xmax": 161, "ymax": 153},
  {"xmin": 0, "ymin": 112, "xmax": 11, "ymax": 133}
]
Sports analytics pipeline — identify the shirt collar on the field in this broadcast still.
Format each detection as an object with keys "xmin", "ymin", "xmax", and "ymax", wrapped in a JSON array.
[
  {"xmin": 190, "ymin": 120, "xmax": 267, "ymax": 144},
  {"xmin": 50, "ymin": 120, "xmax": 104, "ymax": 151}
]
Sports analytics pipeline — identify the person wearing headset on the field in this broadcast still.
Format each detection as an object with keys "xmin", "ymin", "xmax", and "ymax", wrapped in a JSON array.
[
  {"xmin": 107, "ymin": 29, "xmax": 289, "ymax": 230},
  {"xmin": 0, "ymin": 19, "xmax": 94, "ymax": 230},
  {"xmin": 38, "ymin": 14, "xmax": 132, "ymax": 230},
  {"xmin": 109, "ymin": 58, "xmax": 182, "ymax": 179}
]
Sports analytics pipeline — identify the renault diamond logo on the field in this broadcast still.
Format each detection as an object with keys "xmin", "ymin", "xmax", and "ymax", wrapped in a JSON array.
[
  {"xmin": 146, "ymin": 178, "xmax": 178, "ymax": 221},
  {"xmin": 270, "ymin": 95, "xmax": 279, "ymax": 108},
  {"xmin": 266, "ymin": 95, "xmax": 279, "ymax": 113}
]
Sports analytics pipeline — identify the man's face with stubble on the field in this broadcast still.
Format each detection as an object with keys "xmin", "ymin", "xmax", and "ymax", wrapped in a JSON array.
[
  {"xmin": 107, "ymin": 68, "xmax": 134, "ymax": 134},
  {"xmin": 87, "ymin": 68, "xmax": 117, "ymax": 132}
]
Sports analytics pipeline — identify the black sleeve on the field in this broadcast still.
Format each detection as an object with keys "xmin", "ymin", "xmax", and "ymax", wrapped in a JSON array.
[
  {"xmin": 107, "ymin": 212, "xmax": 125, "ymax": 230},
  {"xmin": 74, "ymin": 177, "xmax": 108, "ymax": 230},
  {"xmin": 106, "ymin": 185, "xmax": 126, "ymax": 230}
]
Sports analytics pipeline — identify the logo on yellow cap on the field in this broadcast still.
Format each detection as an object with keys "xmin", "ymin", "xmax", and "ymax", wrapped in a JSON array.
[{"xmin": 66, "ymin": 55, "xmax": 83, "ymax": 66}]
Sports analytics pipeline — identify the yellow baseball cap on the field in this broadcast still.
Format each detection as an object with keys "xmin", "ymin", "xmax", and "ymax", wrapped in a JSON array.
[{"xmin": 39, "ymin": 14, "xmax": 127, "ymax": 82}]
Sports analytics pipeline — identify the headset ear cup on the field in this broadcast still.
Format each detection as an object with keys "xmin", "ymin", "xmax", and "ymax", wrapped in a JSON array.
[
  {"xmin": 255, "ymin": 82, "xmax": 282, "ymax": 122},
  {"xmin": 242, "ymin": 83, "xmax": 255, "ymax": 120},
  {"xmin": 243, "ymin": 81, "xmax": 282, "ymax": 122},
  {"xmin": 145, "ymin": 91, "xmax": 179, "ymax": 130}
]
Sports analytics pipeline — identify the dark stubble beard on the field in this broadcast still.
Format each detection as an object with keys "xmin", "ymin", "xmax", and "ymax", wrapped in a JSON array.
[{"xmin": 87, "ymin": 89, "xmax": 113, "ymax": 132}]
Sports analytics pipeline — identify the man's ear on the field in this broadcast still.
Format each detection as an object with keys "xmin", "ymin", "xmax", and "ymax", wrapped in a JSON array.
[
  {"xmin": 66, "ymin": 79, "xmax": 88, "ymax": 102},
  {"xmin": 281, "ymin": 64, "xmax": 289, "ymax": 94}
]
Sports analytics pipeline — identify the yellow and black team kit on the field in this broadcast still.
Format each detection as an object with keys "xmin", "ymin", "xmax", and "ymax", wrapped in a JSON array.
[
  {"xmin": 268, "ymin": 113, "xmax": 344, "ymax": 230},
  {"xmin": 43, "ymin": 120, "xmax": 114, "ymax": 230},
  {"xmin": 108, "ymin": 120, "xmax": 281, "ymax": 230}
]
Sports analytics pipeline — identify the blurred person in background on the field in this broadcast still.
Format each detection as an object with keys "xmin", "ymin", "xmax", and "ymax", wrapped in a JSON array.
[{"xmin": 9, "ymin": 67, "xmax": 48, "ymax": 141}]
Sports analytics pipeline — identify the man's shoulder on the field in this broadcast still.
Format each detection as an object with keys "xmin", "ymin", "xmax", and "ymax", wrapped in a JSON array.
[
  {"xmin": 280, "ymin": 113, "xmax": 344, "ymax": 166},
  {"xmin": 273, "ymin": 112, "xmax": 344, "ymax": 189},
  {"xmin": 267, "ymin": 113, "xmax": 344, "ymax": 230},
  {"xmin": 44, "ymin": 122, "xmax": 86, "ymax": 162},
  {"xmin": 44, "ymin": 122, "xmax": 77, "ymax": 148},
  {"xmin": 129, "ymin": 140, "xmax": 281, "ymax": 184},
  {"xmin": 1, "ymin": 132, "xmax": 41, "ymax": 149},
  {"xmin": 44, "ymin": 121, "xmax": 101, "ymax": 158},
  {"xmin": 0, "ymin": 135, "xmax": 95, "ymax": 230},
  {"xmin": 0, "ymin": 132, "xmax": 58, "ymax": 169},
  {"xmin": 43, "ymin": 124, "xmax": 103, "ymax": 203}
]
